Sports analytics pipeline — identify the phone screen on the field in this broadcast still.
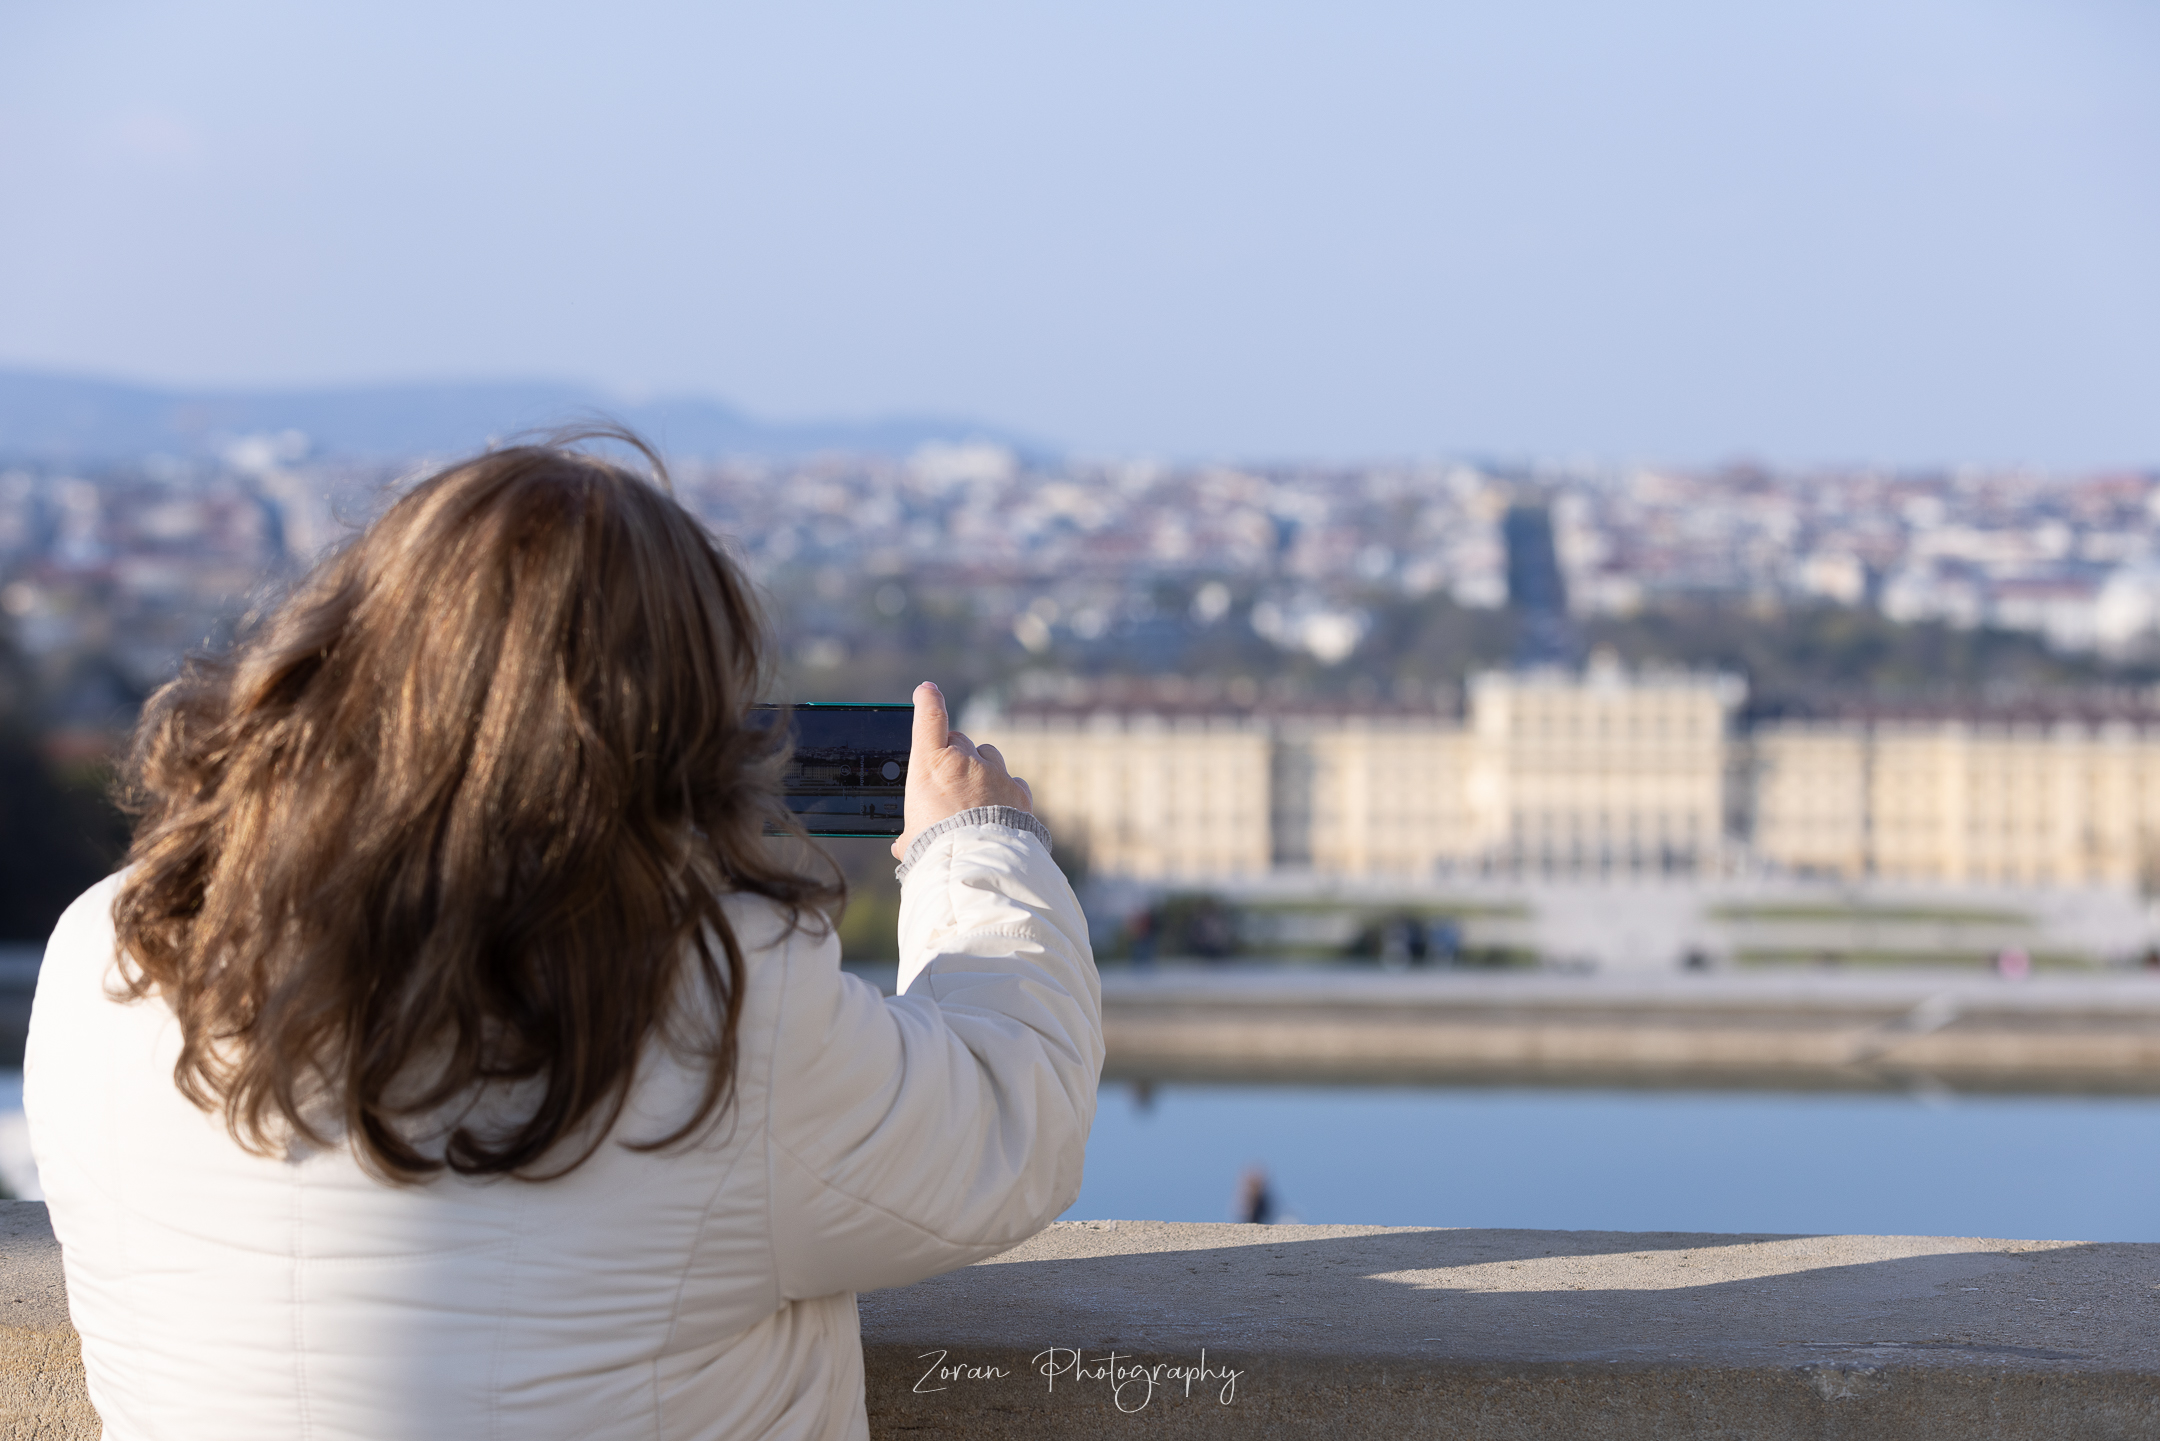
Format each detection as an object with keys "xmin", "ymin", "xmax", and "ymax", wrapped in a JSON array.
[{"xmin": 752, "ymin": 703, "xmax": 913, "ymax": 837}]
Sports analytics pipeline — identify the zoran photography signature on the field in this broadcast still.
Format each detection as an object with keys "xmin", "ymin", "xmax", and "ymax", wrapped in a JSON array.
[{"xmin": 913, "ymin": 1347, "xmax": 1244, "ymax": 1411}]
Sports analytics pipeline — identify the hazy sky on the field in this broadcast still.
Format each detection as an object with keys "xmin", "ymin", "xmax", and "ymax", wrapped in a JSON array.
[{"xmin": 3, "ymin": 1, "xmax": 2155, "ymax": 466}]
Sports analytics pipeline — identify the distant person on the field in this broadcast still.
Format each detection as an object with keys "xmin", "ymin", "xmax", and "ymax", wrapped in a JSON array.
[
  {"xmin": 1428, "ymin": 917, "xmax": 1462, "ymax": 967},
  {"xmin": 1128, "ymin": 905, "xmax": 1158, "ymax": 966},
  {"xmin": 1236, "ymin": 1164, "xmax": 1276, "ymax": 1225},
  {"xmin": 24, "ymin": 435, "xmax": 1103, "ymax": 1441},
  {"xmin": 1187, "ymin": 897, "xmax": 1236, "ymax": 961},
  {"xmin": 1380, "ymin": 916, "xmax": 1414, "ymax": 970}
]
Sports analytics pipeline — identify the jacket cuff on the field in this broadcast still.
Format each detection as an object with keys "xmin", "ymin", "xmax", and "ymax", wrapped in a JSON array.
[{"xmin": 894, "ymin": 806, "xmax": 1053, "ymax": 882}]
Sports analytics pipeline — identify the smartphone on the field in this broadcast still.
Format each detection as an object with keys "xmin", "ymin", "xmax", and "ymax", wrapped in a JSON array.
[{"xmin": 753, "ymin": 702, "xmax": 913, "ymax": 837}]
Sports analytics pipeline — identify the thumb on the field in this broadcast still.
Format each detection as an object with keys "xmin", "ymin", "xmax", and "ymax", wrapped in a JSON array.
[{"xmin": 910, "ymin": 681, "xmax": 950, "ymax": 758}]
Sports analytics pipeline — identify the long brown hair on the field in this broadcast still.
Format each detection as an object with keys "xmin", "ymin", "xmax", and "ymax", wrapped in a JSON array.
[{"xmin": 112, "ymin": 434, "xmax": 838, "ymax": 1181}]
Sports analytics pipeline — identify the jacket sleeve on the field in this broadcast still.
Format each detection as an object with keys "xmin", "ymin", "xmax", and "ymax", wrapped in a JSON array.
[{"xmin": 763, "ymin": 816, "xmax": 1102, "ymax": 1299}]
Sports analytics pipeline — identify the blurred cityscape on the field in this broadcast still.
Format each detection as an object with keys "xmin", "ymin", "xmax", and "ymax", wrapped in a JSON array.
[
  {"xmin": 11, "ymin": 437, "xmax": 2160, "ymax": 727},
  {"xmin": 5, "ymin": 422, "xmax": 2160, "ymax": 961}
]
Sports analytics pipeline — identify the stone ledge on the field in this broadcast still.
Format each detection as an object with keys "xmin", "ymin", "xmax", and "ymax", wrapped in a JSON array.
[
  {"xmin": 862, "ymin": 1219, "xmax": 2160, "ymax": 1439},
  {"xmin": 2, "ymin": 1203, "xmax": 2156, "ymax": 1438},
  {"xmin": 0, "ymin": 1202, "xmax": 91, "ymax": 1441}
]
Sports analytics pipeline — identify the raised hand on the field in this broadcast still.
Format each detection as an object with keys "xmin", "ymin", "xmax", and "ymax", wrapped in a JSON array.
[{"xmin": 890, "ymin": 681, "xmax": 1033, "ymax": 861}]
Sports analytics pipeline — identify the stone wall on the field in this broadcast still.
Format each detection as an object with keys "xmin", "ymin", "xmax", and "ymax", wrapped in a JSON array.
[
  {"xmin": 862, "ymin": 1218, "xmax": 2160, "ymax": 1439},
  {"xmin": 0, "ymin": 1203, "xmax": 92, "ymax": 1441},
  {"xmin": 4, "ymin": 1202, "xmax": 2156, "ymax": 1438},
  {"xmin": 1101, "ymin": 970, "xmax": 2160, "ymax": 1089}
]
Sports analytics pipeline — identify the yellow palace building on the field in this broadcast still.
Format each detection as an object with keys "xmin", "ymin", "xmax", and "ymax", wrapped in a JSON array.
[
  {"xmin": 975, "ymin": 662, "xmax": 1745, "ymax": 882},
  {"xmin": 974, "ymin": 669, "xmax": 2160, "ymax": 891}
]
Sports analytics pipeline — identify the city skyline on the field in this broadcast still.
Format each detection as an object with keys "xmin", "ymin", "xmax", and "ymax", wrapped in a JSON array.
[{"xmin": 4, "ymin": 434, "xmax": 2159, "ymax": 744}]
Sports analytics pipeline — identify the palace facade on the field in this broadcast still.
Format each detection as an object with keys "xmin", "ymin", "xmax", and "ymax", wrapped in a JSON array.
[{"xmin": 975, "ymin": 671, "xmax": 2160, "ymax": 889}]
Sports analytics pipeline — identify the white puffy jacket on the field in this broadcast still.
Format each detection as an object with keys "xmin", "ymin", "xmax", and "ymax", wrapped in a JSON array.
[{"xmin": 25, "ymin": 812, "xmax": 1100, "ymax": 1441}]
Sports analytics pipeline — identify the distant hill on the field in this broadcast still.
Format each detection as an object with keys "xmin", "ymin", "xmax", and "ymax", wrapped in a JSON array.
[{"xmin": 0, "ymin": 369, "xmax": 1033, "ymax": 463}]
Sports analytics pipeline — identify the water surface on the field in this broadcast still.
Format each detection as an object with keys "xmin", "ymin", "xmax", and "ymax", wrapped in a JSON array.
[{"xmin": 1065, "ymin": 1083, "xmax": 2160, "ymax": 1241}]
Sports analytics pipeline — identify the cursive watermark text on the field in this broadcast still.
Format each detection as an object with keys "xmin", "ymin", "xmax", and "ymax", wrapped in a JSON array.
[
  {"xmin": 1033, "ymin": 1346, "xmax": 1243, "ymax": 1410},
  {"xmin": 913, "ymin": 1350, "xmax": 1013, "ymax": 1393}
]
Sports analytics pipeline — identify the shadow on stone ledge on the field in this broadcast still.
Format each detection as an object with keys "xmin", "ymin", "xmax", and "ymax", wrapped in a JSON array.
[
  {"xmin": 1, "ymin": 1202, "xmax": 2155, "ymax": 1440},
  {"xmin": 860, "ymin": 1220, "xmax": 2160, "ymax": 1440}
]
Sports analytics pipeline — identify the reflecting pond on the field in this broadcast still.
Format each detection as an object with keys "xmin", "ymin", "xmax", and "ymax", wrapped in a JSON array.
[{"xmin": 1064, "ymin": 1083, "xmax": 2160, "ymax": 1242}]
